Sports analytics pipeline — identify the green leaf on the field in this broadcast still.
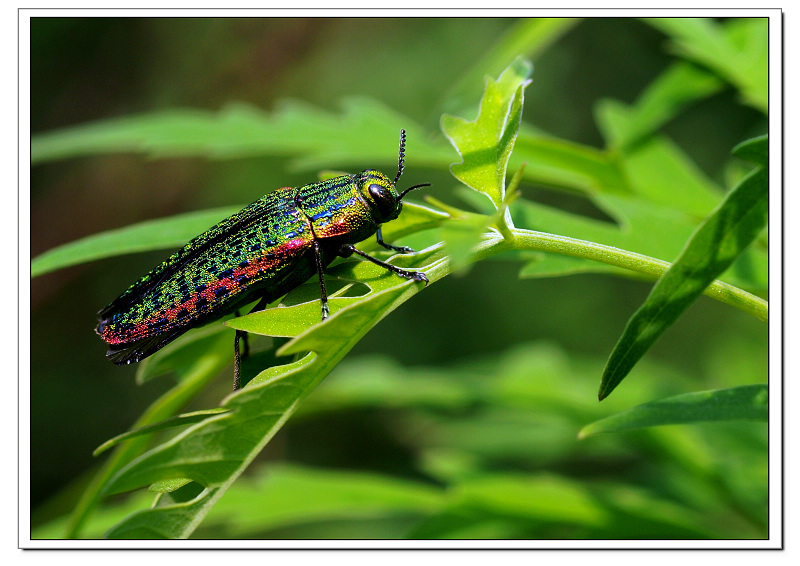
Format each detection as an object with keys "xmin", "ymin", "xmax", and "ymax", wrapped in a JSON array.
[
  {"xmin": 149, "ymin": 478, "xmax": 194, "ymax": 494},
  {"xmin": 31, "ymin": 207, "xmax": 239, "ymax": 278},
  {"xmin": 733, "ymin": 134, "xmax": 768, "ymax": 166},
  {"xmin": 512, "ymin": 121, "xmax": 766, "ymax": 293},
  {"xmin": 440, "ymin": 214, "xmax": 493, "ymax": 275},
  {"xmin": 33, "ymin": 343, "xmax": 766, "ymax": 539},
  {"xmin": 644, "ymin": 18, "xmax": 768, "ymax": 113},
  {"xmin": 449, "ymin": 473, "xmax": 609, "ymax": 527},
  {"xmin": 595, "ymin": 61, "xmax": 725, "ymax": 150},
  {"xmin": 511, "ymin": 130, "xmax": 630, "ymax": 195},
  {"xmin": 408, "ymin": 473, "xmax": 715, "ymax": 539},
  {"xmin": 614, "ymin": 135, "xmax": 724, "ymax": 218},
  {"xmin": 135, "ymin": 323, "xmax": 235, "ymax": 385},
  {"xmin": 441, "ymin": 57, "xmax": 533, "ymax": 209},
  {"xmin": 93, "ymin": 409, "xmax": 229, "ymax": 456},
  {"xmin": 516, "ymin": 193, "xmax": 702, "ymax": 269},
  {"xmin": 31, "ymin": 98, "xmax": 455, "ymax": 170},
  {"xmin": 63, "ymin": 331, "xmax": 232, "ymax": 538},
  {"xmin": 599, "ymin": 137, "xmax": 769, "ymax": 400},
  {"xmin": 198, "ymin": 464, "xmax": 444, "ymax": 536},
  {"xmin": 580, "ymin": 385, "xmax": 768, "ymax": 438},
  {"xmin": 437, "ymin": 58, "xmax": 532, "ymax": 272},
  {"xmin": 99, "ymin": 245, "xmax": 452, "ymax": 539}
]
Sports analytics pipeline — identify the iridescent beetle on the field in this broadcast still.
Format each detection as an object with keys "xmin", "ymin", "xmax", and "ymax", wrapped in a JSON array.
[{"xmin": 96, "ymin": 130, "xmax": 430, "ymax": 389}]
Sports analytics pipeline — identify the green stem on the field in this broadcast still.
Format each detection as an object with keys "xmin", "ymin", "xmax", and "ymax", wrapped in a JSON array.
[
  {"xmin": 507, "ymin": 228, "xmax": 768, "ymax": 321},
  {"xmin": 428, "ymin": 228, "xmax": 767, "ymax": 322}
]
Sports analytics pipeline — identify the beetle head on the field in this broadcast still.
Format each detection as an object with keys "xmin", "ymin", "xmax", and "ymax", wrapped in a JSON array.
[
  {"xmin": 358, "ymin": 130, "xmax": 431, "ymax": 224},
  {"xmin": 359, "ymin": 170, "xmax": 403, "ymax": 223}
]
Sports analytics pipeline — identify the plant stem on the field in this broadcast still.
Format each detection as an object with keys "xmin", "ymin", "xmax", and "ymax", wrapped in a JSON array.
[
  {"xmin": 507, "ymin": 228, "xmax": 768, "ymax": 321},
  {"xmin": 430, "ymin": 228, "xmax": 767, "ymax": 322}
]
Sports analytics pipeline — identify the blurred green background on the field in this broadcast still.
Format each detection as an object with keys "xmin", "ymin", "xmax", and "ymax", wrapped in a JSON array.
[{"xmin": 30, "ymin": 17, "xmax": 768, "ymax": 538}]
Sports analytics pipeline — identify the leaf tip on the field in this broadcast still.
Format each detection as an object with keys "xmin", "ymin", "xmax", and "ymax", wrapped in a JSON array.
[{"xmin": 92, "ymin": 443, "xmax": 111, "ymax": 458}]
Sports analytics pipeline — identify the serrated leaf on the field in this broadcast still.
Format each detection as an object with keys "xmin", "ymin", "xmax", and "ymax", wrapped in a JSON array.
[
  {"xmin": 599, "ymin": 137, "xmax": 769, "ymax": 400},
  {"xmin": 99, "ymin": 245, "xmax": 450, "ymax": 539},
  {"xmin": 510, "ymin": 130, "xmax": 630, "ymax": 195},
  {"xmin": 595, "ymin": 61, "xmax": 725, "ymax": 150},
  {"xmin": 31, "ymin": 98, "xmax": 455, "ymax": 170},
  {"xmin": 441, "ymin": 57, "xmax": 533, "ymax": 208},
  {"xmin": 644, "ymin": 18, "xmax": 768, "ymax": 113},
  {"xmin": 64, "ymin": 340, "xmax": 232, "ymax": 538},
  {"xmin": 580, "ymin": 385, "xmax": 768, "ymax": 438}
]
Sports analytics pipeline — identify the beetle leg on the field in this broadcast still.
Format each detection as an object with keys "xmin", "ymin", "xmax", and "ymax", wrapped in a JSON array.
[
  {"xmin": 232, "ymin": 309, "xmax": 251, "ymax": 359},
  {"xmin": 313, "ymin": 239, "xmax": 330, "ymax": 320},
  {"xmin": 376, "ymin": 227, "xmax": 414, "ymax": 254},
  {"xmin": 340, "ymin": 244, "xmax": 428, "ymax": 285},
  {"xmin": 233, "ymin": 329, "xmax": 244, "ymax": 391},
  {"xmin": 232, "ymin": 296, "xmax": 272, "ymax": 391}
]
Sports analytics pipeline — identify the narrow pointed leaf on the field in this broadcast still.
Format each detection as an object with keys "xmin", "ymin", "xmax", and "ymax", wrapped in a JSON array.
[
  {"xmin": 599, "ymin": 136, "xmax": 768, "ymax": 400},
  {"xmin": 31, "ymin": 98, "xmax": 454, "ymax": 170},
  {"xmin": 732, "ymin": 134, "xmax": 769, "ymax": 166},
  {"xmin": 580, "ymin": 385, "xmax": 768, "ymax": 438},
  {"xmin": 93, "ymin": 409, "xmax": 229, "ymax": 456},
  {"xmin": 595, "ymin": 62, "xmax": 724, "ymax": 150}
]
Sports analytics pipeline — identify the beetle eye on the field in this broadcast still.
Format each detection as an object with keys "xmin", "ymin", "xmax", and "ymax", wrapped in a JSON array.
[{"xmin": 368, "ymin": 183, "xmax": 396, "ymax": 220}]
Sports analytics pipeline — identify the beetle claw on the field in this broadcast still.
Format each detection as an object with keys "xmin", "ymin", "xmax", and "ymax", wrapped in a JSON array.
[
  {"xmin": 379, "ymin": 242, "xmax": 415, "ymax": 254},
  {"xmin": 403, "ymin": 271, "xmax": 429, "ymax": 285}
]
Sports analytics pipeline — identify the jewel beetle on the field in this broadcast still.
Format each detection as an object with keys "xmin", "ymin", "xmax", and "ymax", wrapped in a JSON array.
[{"xmin": 96, "ymin": 129, "xmax": 430, "ymax": 389}]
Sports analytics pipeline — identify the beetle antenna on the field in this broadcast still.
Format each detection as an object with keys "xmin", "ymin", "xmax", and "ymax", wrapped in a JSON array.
[
  {"xmin": 394, "ymin": 129, "xmax": 406, "ymax": 184},
  {"xmin": 399, "ymin": 182, "xmax": 431, "ymax": 201}
]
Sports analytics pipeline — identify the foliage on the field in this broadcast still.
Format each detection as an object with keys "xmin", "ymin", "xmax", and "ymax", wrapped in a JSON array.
[{"xmin": 30, "ymin": 17, "xmax": 768, "ymax": 540}]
